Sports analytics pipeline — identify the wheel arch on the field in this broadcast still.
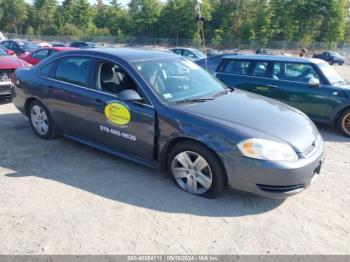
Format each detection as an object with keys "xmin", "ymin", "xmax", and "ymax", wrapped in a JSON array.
[
  {"xmin": 24, "ymin": 97, "xmax": 48, "ymax": 117},
  {"xmin": 160, "ymin": 136, "xmax": 229, "ymax": 186},
  {"xmin": 334, "ymin": 105, "xmax": 350, "ymax": 126}
]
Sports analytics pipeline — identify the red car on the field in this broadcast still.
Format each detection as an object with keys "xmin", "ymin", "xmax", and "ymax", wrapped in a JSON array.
[
  {"xmin": 0, "ymin": 47, "xmax": 30, "ymax": 97},
  {"xmin": 20, "ymin": 47, "xmax": 76, "ymax": 65}
]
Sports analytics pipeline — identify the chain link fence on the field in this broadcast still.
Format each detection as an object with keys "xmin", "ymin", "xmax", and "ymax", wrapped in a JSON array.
[{"xmin": 3, "ymin": 32, "xmax": 350, "ymax": 62}]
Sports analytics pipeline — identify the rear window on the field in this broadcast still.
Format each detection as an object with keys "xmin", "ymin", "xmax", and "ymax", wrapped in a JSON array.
[
  {"xmin": 222, "ymin": 60, "xmax": 250, "ymax": 75},
  {"xmin": 54, "ymin": 57, "xmax": 91, "ymax": 87}
]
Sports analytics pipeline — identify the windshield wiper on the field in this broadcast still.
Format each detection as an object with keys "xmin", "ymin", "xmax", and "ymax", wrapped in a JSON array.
[
  {"xmin": 174, "ymin": 97, "xmax": 215, "ymax": 104},
  {"xmin": 214, "ymin": 87, "xmax": 234, "ymax": 97}
]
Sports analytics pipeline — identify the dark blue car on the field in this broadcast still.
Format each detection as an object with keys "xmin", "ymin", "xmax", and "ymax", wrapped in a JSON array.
[{"xmin": 12, "ymin": 49, "xmax": 324, "ymax": 198}]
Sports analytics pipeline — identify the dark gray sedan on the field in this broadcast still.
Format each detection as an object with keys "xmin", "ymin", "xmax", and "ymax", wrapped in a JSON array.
[{"xmin": 12, "ymin": 48, "xmax": 324, "ymax": 198}]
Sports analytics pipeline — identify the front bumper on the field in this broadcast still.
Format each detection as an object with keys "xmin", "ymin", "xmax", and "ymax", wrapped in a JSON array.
[
  {"xmin": 223, "ymin": 137, "xmax": 325, "ymax": 199},
  {"xmin": 0, "ymin": 81, "xmax": 12, "ymax": 96}
]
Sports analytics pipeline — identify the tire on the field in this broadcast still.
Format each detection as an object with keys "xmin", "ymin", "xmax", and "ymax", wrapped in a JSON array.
[
  {"xmin": 329, "ymin": 60, "xmax": 334, "ymax": 65},
  {"xmin": 339, "ymin": 62, "xmax": 344, "ymax": 66},
  {"xmin": 29, "ymin": 100, "xmax": 56, "ymax": 139},
  {"xmin": 336, "ymin": 109, "xmax": 350, "ymax": 137},
  {"xmin": 167, "ymin": 141, "xmax": 226, "ymax": 198}
]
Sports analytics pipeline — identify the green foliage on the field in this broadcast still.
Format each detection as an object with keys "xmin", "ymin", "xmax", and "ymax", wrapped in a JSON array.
[
  {"xmin": 128, "ymin": 0, "xmax": 163, "ymax": 36},
  {"xmin": 0, "ymin": 0, "xmax": 349, "ymax": 45},
  {"xmin": 0, "ymin": 0, "xmax": 28, "ymax": 34}
]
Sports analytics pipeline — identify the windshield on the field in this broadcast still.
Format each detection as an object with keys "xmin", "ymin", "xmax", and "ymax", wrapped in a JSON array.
[
  {"xmin": 318, "ymin": 62, "xmax": 345, "ymax": 84},
  {"xmin": 19, "ymin": 42, "xmax": 38, "ymax": 51},
  {"xmin": 330, "ymin": 52, "xmax": 342, "ymax": 57},
  {"xmin": 133, "ymin": 58, "xmax": 226, "ymax": 103},
  {"xmin": 0, "ymin": 45, "xmax": 8, "ymax": 56}
]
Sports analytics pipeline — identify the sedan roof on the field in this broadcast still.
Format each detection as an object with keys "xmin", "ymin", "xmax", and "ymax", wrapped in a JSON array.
[
  {"xmin": 222, "ymin": 54, "xmax": 325, "ymax": 64},
  {"xmin": 59, "ymin": 48, "xmax": 179, "ymax": 62}
]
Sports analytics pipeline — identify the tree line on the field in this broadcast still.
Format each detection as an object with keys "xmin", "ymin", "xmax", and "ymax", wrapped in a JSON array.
[{"xmin": 0, "ymin": 0, "xmax": 349, "ymax": 46}]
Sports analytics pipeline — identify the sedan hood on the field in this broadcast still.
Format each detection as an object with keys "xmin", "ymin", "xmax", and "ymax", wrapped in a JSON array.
[
  {"xmin": 0, "ymin": 55, "xmax": 29, "ymax": 69},
  {"xmin": 176, "ymin": 90, "xmax": 318, "ymax": 153}
]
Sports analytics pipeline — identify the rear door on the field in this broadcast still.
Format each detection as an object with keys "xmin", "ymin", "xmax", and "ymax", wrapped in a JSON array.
[
  {"xmin": 39, "ymin": 56, "xmax": 94, "ymax": 138},
  {"xmin": 216, "ymin": 59, "xmax": 255, "ymax": 91},
  {"xmin": 83, "ymin": 58, "xmax": 156, "ymax": 163}
]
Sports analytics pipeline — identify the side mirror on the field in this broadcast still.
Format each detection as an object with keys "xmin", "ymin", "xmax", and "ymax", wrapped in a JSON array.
[
  {"xmin": 118, "ymin": 89, "xmax": 143, "ymax": 102},
  {"xmin": 308, "ymin": 77, "xmax": 320, "ymax": 88}
]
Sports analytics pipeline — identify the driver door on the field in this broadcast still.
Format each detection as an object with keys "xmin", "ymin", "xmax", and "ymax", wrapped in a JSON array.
[
  {"xmin": 270, "ymin": 62, "xmax": 334, "ymax": 120},
  {"xmin": 84, "ymin": 59, "xmax": 156, "ymax": 163}
]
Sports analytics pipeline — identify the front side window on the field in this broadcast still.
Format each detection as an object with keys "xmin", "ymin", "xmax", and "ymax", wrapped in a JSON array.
[
  {"xmin": 222, "ymin": 60, "xmax": 250, "ymax": 75},
  {"xmin": 96, "ymin": 61, "xmax": 138, "ymax": 95},
  {"xmin": 55, "ymin": 57, "xmax": 92, "ymax": 87},
  {"xmin": 273, "ymin": 62, "xmax": 319, "ymax": 83},
  {"xmin": 133, "ymin": 58, "xmax": 226, "ymax": 103},
  {"xmin": 32, "ymin": 49, "xmax": 49, "ymax": 60}
]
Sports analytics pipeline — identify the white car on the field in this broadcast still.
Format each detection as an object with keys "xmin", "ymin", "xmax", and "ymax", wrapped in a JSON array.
[{"xmin": 0, "ymin": 32, "xmax": 7, "ymax": 41}]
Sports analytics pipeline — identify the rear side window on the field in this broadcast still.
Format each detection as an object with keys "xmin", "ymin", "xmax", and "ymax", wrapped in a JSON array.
[
  {"xmin": 252, "ymin": 62, "xmax": 268, "ymax": 77},
  {"xmin": 40, "ymin": 62, "xmax": 54, "ymax": 77},
  {"xmin": 222, "ymin": 60, "xmax": 250, "ymax": 75},
  {"xmin": 54, "ymin": 57, "xmax": 92, "ymax": 87}
]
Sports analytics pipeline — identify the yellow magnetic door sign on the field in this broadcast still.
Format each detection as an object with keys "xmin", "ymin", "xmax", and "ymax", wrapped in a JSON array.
[{"xmin": 104, "ymin": 103, "xmax": 131, "ymax": 126}]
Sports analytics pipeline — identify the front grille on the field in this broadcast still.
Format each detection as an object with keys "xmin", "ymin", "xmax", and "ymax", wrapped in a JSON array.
[
  {"xmin": 0, "ymin": 70, "xmax": 13, "ymax": 95},
  {"xmin": 0, "ymin": 70, "xmax": 14, "ymax": 82},
  {"xmin": 257, "ymin": 184, "xmax": 304, "ymax": 193}
]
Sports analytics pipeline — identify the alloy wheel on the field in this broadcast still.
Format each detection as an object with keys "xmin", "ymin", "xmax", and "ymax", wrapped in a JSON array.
[
  {"xmin": 171, "ymin": 151, "xmax": 213, "ymax": 195},
  {"xmin": 31, "ymin": 105, "xmax": 49, "ymax": 136},
  {"xmin": 342, "ymin": 112, "xmax": 350, "ymax": 136}
]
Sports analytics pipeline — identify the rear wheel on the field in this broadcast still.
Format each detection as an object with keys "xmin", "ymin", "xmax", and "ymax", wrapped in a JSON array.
[
  {"xmin": 339, "ymin": 62, "xmax": 344, "ymax": 66},
  {"xmin": 337, "ymin": 109, "xmax": 350, "ymax": 137},
  {"xmin": 168, "ymin": 141, "xmax": 226, "ymax": 198},
  {"xmin": 29, "ymin": 100, "xmax": 56, "ymax": 139}
]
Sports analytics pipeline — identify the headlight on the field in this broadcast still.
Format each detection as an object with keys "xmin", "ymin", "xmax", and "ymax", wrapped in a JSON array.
[{"xmin": 237, "ymin": 138, "xmax": 298, "ymax": 161}]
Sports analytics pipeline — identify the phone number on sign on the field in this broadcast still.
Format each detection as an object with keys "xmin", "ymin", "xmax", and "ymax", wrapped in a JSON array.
[{"xmin": 100, "ymin": 125, "xmax": 137, "ymax": 141}]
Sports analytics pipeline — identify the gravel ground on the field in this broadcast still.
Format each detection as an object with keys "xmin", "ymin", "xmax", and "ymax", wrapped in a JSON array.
[{"xmin": 0, "ymin": 65, "xmax": 349, "ymax": 255}]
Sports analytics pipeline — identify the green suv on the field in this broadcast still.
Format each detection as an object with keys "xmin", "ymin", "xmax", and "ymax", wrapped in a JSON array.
[{"xmin": 215, "ymin": 55, "xmax": 350, "ymax": 137}]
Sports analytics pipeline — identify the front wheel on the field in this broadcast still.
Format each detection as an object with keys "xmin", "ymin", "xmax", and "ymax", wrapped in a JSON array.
[
  {"xmin": 168, "ymin": 142, "xmax": 226, "ymax": 198},
  {"xmin": 329, "ymin": 60, "xmax": 334, "ymax": 65},
  {"xmin": 337, "ymin": 109, "xmax": 350, "ymax": 137},
  {"xmin": 29, "ymin": 100, "xmax": 56, "ymax": 139}
]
